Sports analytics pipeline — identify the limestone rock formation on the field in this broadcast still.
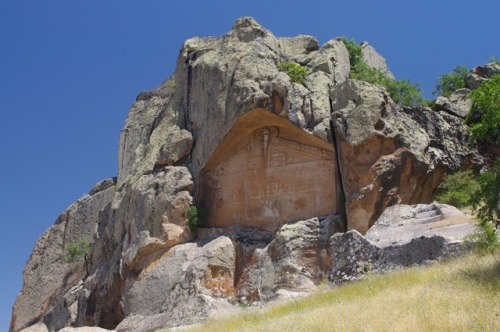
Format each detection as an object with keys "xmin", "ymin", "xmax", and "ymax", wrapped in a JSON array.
[
  {"xmin": 331, "ymin": 79, "xmax": 473, "ymax": 232},
  {"xmin": 12, "ymin": 17, "xmax": 481, "ymax": 332}
]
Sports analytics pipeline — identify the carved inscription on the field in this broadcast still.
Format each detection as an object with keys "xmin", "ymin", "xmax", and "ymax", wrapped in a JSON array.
[{"xmin": 199, "ymin": 124, "xmax": 337, "ymax": 232}]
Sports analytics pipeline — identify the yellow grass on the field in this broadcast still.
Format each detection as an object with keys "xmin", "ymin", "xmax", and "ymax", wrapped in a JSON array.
[{"xmin": 162, "ymin": 251, "xmax": 500, "ymax": 332}]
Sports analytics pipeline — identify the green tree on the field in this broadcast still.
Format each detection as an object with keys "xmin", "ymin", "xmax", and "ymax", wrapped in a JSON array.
[
  {"xmin": 65, "ymin": 238, "xmax": 92, "ymax": 277},
  {"xmin": 278, "ymin": 61, "xmax": 308, "ymax": 85},
  {"xmin": 437, "ymin": 170, "xmax": 480, "ymax": 208},
  {"xmin": 467, "ymin": 73, "xmax": 500, "ymax": 142},
  {"xmin": 469, "ymin": 159, "xmax": 500, "ymax": 252},
  {"xmin": 342, "ymin": 37, "xmax": 424, "ymax": 106},
  {"xmin": 432, "ymin": 65, "xmax": 468, "ymax": 97}
]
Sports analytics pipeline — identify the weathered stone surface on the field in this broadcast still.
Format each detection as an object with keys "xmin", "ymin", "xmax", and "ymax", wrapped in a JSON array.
[
  {"xmin": 89, "ymin": 178, "xmax": 117, "ymax": 196},
  {"xmin": 365, "ymin": 203, "xmax": 475, "ymax": 247},
  {"xmin": 20, "ymin": 323, "xmax": 48, "ymax": 332},
  {"xmin": 361, "ymin": 41, "xmax": 394, "ymax": 79},
  {"xmin": 236, "ymin": 215, "xmax": 342, "ymax": 301},
  {"xmin": 58, "ymin": 328, "xmax": 114, "ymax": 332},
  {"xmin": 435, "ymin": 88, "xmax": 472, "ymax": 118},
  {"xmin": 278, "ymin": 35, "xmax": 319, "ymax": 58},
  {"xmin": 75, "ymin": 166, "xmax": 194, "ymax": 329},
  {"xmin": 117, "ymin": 79, "xmax": 192, "ymax": 185},
  {"xmin": 466, "ymin": 62, "xmax": 500, "ymax": 89},
  {"xmin": 119, "ymin": 236, "xmax": 235, "ymax": 330},
  {"xmin": 11, "ymin": 184, "xmax": 116, "ymax": 332},
  {"xmin": 198, "ymin": 109, "xmax": 338, "ymax": 232},
  {"xmin": 331, "ymin": 79, "xmax": 473, "ymax": 233},
  {"xmin": 328, "ymin": 203, "xmax": 474, "ymax": 284}
]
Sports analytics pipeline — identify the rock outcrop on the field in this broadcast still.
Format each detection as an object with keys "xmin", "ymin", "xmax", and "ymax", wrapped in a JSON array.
[
  {"xmin": 435, "ymin": 88, "xmax": 472, "ymax": 118},
  {"xmin": 329, "ymin": 203, "xmax": 475, "ymax": 284},
  {"xmin": 12, "ymin": 17, "xmax": 480, "ymax": 332},
  {"xmin": 331, "ymin": 79, "xmax": 473, "ymax": 232}
]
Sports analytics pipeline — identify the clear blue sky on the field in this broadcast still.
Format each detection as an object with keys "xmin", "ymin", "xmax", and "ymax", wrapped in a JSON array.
[{"xmin": 1, "ymin": 0, "xmax": 499, "ymax": 329}]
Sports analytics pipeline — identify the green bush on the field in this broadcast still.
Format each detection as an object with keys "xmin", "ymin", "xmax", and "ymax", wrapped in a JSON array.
[
  {"xmin": 350, "ymin": 61, "xmax": 424, "ymax": 106},
  {"xmin": 187, "ymin": 204, "xmax": 208, "ymax": 231},
  {"xmin": 342, "ymin": 38, "xmax": 424, "ymax": 106},
  {"xmin": 342, "ymin": 37, "xmax": 363, "ymax": 69},
  {"xmin": 469, "ymin": 159, "xmax": 500, "ymax": 252},
  {"xmin": 432, "ymin": 65, "xmax": 468, "ymax": 97},
  {"xmin": 467, "ymin": 73, "xmax": 500, "ymax": 142},
  {"xmin": 64, "ymin": 238, "xmax": 92, "ymax": 277},
  {"xmin": 437, "ymin": 170, "xmax": 480, "ymax": 208},
  {"xmin": 278, "ymin": 61, "xmax": 307, "ymax": 85}
]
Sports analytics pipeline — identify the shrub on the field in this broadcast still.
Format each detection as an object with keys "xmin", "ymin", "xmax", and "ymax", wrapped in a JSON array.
[
  {"xmin": 437, "ymin": 170, "xmax": 480, "ymax": 208},
  {"xmin": 64, "ymin": 238, "xmax": 92, "ymax": 277},
  {"xmin": 469, "ymin": 159, "xmax": 500, "ymax": 252},
  {"xmin": 342, "ymin": 38, "xmax": 424, "ymax": 106},
  {"xmin": 467, "ymin": 73, "xmax": 500, "ymax": 142},
  {"xmin": 187, "ymin": 204, "xmax": 208, "ymax": 231},
  {"xmin": 278, "ymin": 61, "xmax": 307, "ymax": 85},
  {"xmin": 432, "ymin": 65, "xmax": 468, "ymax": 97},
  {"xmin": 350, "ymin": 61, "xmax": 424, "ymax": 106},
  {"xmin": 342, "ymin": 37, "xmax": 363, "ymax": 69}
]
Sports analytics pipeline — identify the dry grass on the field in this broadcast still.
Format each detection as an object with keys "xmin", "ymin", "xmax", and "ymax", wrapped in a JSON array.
[{"xmin": 162, "ymin": 251, "xmax": 500, "ymax": 332}]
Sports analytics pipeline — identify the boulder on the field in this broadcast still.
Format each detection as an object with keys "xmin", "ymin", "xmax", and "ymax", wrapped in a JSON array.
[
  {"xmin": 236, "ymin": 215, "xmax": 342, "ymax": 301},
  {"xmin": 331, "ymin": 79, "xmax": 473, "ymax": 232},
  {"xmin": 466, "ymin": 62, "xmax": 500, "ymax": 89},
  {"xmin": 118, "ymin": 236, "xmax": 236, "ymax": 331},
  {"xmin": 435, "ymin": 88, "xmax": 472, "ymax": 118},
  {"xmin": 328, "ymin": 203, "xmax": 474, "ymax": 284}
]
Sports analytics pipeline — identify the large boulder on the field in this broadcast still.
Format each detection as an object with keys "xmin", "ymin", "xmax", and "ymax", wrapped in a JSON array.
[
  {"xmin": 466, "ymin": 62, "xmax": 500, "ymax": 90},
  {"xmin": 331, "ymin": 79, "xmax": 473, "ymax": 232},
  {"xmin": 234, "ymin": 216, "xmax": 343, "ymax": 301},
  {"xmin": 328, "ymin": 203, "xmax": 475, "ymax": 284},
  {"xmin": 435, "ymin": 88, "xmax": 472, "ymax": 118},
  {"xmin": 116, "ymin": 236, "xmax": 236, "ymax": 331}
]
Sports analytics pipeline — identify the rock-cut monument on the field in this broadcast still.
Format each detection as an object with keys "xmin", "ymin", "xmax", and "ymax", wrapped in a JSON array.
[{"xmin": 198, "ymin": 108, "xmax": 339, "ymax": 231}]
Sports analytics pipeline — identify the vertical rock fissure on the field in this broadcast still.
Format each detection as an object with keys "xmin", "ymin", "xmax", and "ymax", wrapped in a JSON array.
[{"xmin": 329, "ymin": 96, "xmax": 347, "ymax": 218}]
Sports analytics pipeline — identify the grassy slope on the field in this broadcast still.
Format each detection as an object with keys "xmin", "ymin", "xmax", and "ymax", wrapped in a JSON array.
[{"xmin": 164, "ymin": 251, "xmax": 500, "ymax": 332}]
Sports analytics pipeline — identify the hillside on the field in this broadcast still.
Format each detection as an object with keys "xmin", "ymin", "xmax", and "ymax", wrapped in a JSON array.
[{"xmin": 170, "ymin": 252, "xmax": 500, "ymax": 332}]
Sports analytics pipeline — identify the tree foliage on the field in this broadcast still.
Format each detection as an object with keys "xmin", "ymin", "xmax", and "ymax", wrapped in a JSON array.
[
  {"xmin": 342, "ymin": 37, "xmax": 424, "ymax": 106},
  {"xmin": 278, "ymin": 61, "xmax": 308, "ymax": 85},
  {"xmin": 432, "ymin": 65, "xmax": 468, "ymax": 97},
  {"xmin": 437, "ymin": 170, "xmax": 480, "ymax": 208},
  {"xmin": 187, "ymin": 205, "xmax": 208, "ymax": 231},
  {"xmin": 467, "ymin": 73, "xmax": 500, "ymax": 142},
  {"xmin": 469, "ymin": 159, "xmax": 500, "ymax": 252}
]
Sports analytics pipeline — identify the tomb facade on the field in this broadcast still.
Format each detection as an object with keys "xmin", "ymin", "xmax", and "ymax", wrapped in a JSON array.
[{"xmin": 198, "ymin": 109, "xmax": 339, "ymax": 232}]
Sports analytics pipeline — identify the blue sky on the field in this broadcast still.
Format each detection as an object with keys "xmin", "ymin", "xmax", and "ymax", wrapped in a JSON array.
[{"xmin": 1, "ymin": 0, "xmax": 499, "ymax": 329}]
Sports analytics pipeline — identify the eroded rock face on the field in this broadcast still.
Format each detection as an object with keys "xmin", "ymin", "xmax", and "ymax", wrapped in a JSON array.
[
  {"xmin": 331, "ymin": 79, "xmax": 473, "ymax": 233},
  {"xmin": 117, "ymin": 236, "xmax": 236, "ymax": 332},
  {"xmin": 11, "ymin": 180, "xmax": 116, "ymax": 332}
]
